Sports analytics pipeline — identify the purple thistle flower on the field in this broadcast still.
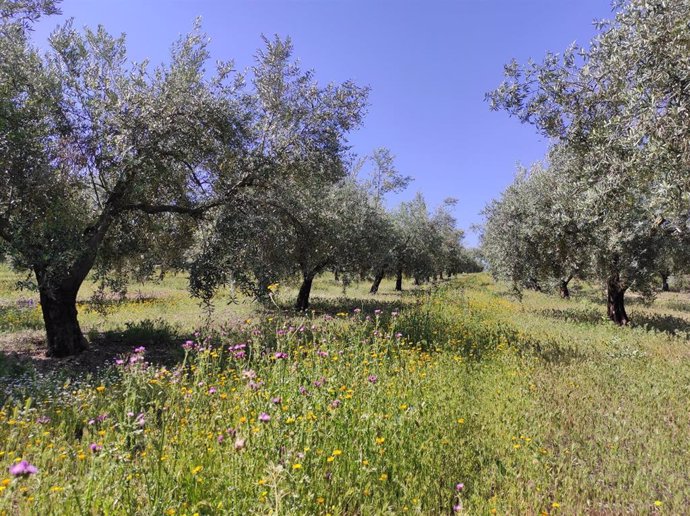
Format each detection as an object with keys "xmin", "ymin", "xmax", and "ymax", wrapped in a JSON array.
[
  {"xmin": 248, "ymin": 380, "xmax": 263, "ymax": 391},
  {"xmin": 453, "ymin": 504, "xmax": 462, "ymax": 513},
  {"xmin": 241, "ymin": 369, "xmax": 257, "ymax": 380},
  {"xmin": 330, "ymin": 399, "xmax": 341, "ymax": 408},
  {"xmin": 274, "ymin": 352, "xmax": 288, "ymax": 360},
  {"xmin": 9, "ymin": 461, "xmax": 37, "ymax": 477},
  {"xmin": 258, "ymin": 413, "xmax": 271, "ymax": 422},
  {"xmin": 133, "ymin": 346, "xmax": 145, "ymax": 354},
  {"xmin": 36, "ymin": 416, "xmax": 50, "ymax": 424},
  {"xmin": 182, "ymin": 340, "xmax": 195, "ymax": 351},
  {"xmin": 299, "ymin": 386, "xmax": 309, "ymax": 396},
  {"xmin": 317, "ymin": 350, "xmax": 329, "ymax": 357},
  {"xmin": 374, "ymin": 309, "xmax": 382, "ymax": 315},
  {"xmin": 455, "ymin": 482, "xmax": 464, "ymax": 492},
  {"xmin": 89, "ymin": 443, "xmax": 103, "ymax": 453},
  {"xmin": 115, "ymin": 358, "xmax": 125, "ymax": 365},
  {"xmin": 313, "ymin": 377, "xmax": 327, "ymax": 388},
  {"xmin": 368, "ymin": 375, "xmax": 378, "ymax": 384},
  {"xmin": 271, "ymin": 397, "xmax": 282, "ymax": 405},
  {"xmin": 208, "ymin": 387, "xmax": 217, "ymax": 395}
]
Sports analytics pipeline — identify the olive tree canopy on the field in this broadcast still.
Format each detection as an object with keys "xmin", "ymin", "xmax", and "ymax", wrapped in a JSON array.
[
  {"xmin": 1, "ymin": 2, "xmax": 366, "ymax": 355},
  {"xmin": 486, "ymin": 0, "xmax": 690, "ymax": 323}
]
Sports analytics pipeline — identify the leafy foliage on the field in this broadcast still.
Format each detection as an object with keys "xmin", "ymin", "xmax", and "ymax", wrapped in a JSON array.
[{"xmin": 484, "ymin": 0, "xmax": 690, "ymax": 321}]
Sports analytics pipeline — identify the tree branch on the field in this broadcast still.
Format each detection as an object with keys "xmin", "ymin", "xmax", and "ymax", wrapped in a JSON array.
[{"xmin": 120, "ymin": 201, "xmax": 224, "ymax": 217}]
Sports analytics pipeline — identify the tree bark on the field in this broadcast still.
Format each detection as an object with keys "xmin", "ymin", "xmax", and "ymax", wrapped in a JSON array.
[
  {"xmin": 527, "ymin": 277, "xmax": 541, "ymax": 292},
  {"xmin": 38, "ymin": 285, "xmax": 87, "ymax": 357},
  {"xmin": 395, "ymin": 267, "xmax": 403, "ymax": 291},
  {"xmin": 607, "ymin": 275, "xmax": 629, "ymax": 325},
  {"xmin": 295, "ymin": 272, "xmax": 315, "ymax": 311},
  {"xmin": 559, "ymin": 275, "xmax": 573, "ymax": 299},
  {"xmin": 370, "ymin": 266, "xmax": 386, "ymax": 294},
  {"xmin": 661, "ymin": 274, "xmax": 670, "ymax": 292}
]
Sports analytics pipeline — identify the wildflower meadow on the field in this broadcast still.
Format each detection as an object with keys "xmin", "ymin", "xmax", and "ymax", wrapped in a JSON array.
[{"xmin": 1, "ymin": 271, "xmax": 690, "ymax": 514}]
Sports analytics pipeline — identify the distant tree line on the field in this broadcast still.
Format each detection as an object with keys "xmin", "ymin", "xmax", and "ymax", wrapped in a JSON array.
[
  {"xmin": 482, "ymin": 0, "xmax": 690, "ymax": 324},
  {"xmin": 0, "ymin": 1, "xmax": 481, "ymax": 356}
]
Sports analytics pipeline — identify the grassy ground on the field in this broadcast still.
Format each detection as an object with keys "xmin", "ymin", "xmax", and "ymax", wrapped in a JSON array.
[{"xmin": 0, "ymin": 268, "xmax": 689, "ymax": 514}]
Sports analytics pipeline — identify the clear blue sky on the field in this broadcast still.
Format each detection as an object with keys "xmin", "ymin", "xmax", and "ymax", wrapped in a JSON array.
[{"xmin": 33, "ymin": 0, "xmax": 614, "ymax": 247}]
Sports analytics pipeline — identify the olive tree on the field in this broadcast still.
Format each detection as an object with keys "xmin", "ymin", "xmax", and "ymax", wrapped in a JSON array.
[
  {"xmin": 429, "ymin": 198, "xmax": 467, "ymax": 280},
  {"xmin": 487, "ymin": 0, "xmax": 689, "ymax": 323},
  {"xmin": 351, "ymin": 148, "xmax": 411, "ymax": 294},
  {"xmin": 189, "ymin": 37, "xmax": 370, "ymax": 311},
  {"xmin": 1, "ymin": 2, "xmax": 262, "ymax": 355},
  {"xmin": 482, "ymin": 152, "xmax": 592, "ymax": 299},
  {"xmin": 389, "ymin": 194, "xmax": 466, "ymax": 290},
  {"xmin": 191, "ymin": 179, "xmax": 387, "ymax": 310}
]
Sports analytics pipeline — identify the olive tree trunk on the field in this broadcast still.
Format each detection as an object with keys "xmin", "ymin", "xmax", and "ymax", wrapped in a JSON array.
[
  {"xmin": 607, "ymin": 274, "xmax": 629, "ymax": 325},
  {"xmin": 661, "ymin": 274, "xmax": 670, "ymax": 292},
  {"xmin": 370, "ymin": 266, "xmax": 386, "ymax": 294},
  {"xmin": 559, "ymin": 275, "xmax": 573, "ymax": 299},
  {"xmin": 38, "ymin": 286, "xmax": 87, "ymax": 357},
  {"xmin": 395, "ymin": 267, "xmax": 403, "ymax": 291},
  {"xmin": 295, "ymin": 272, "xmax": 315, "ymax": 311}
]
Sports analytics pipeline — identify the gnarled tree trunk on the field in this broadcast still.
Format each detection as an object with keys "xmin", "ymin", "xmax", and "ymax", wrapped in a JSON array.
[
  {"xmin": 38, "ymin": 285, "xmax": 87, "ymax": 358},
  {"xmin": 559, "ymin": 275, "xmax": 573, "ymax": 299},
  {"xmin": 607, "ymin": 274, "xmax": 629, "ymax": 325},
  {"xmin": 295, "ymin": 272, "xmax": 315, "ymax": 311},
  {"xmin": 395, "ymin": 267, "xmax": 403, "ymax": 291},
  {"xmin": 370, "ymin": 266, "xmax": 386, "ymax": 294},
  {"xmin": 526, "ymin": 277, "xmax": 541, "ymax": 292},
  {"xmin": 661, "ymin": 274, "xmax": 670, "ymax": 292}
]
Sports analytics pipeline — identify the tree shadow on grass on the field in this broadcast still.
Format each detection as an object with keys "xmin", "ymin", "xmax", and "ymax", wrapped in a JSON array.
[
  {"xmin": 526, "ymin": 342, "xmax": 586, "ymax": 365},
  {"xmin": 663, "ymin": 299, "xmax": 690, "ymax": 313},
  {"xmin": 631, "ymin": 313, "xmax": 690, "ymax": 336},
  {"xmin": 87, "ymin": 318, "xmax": 192, "ymax": 368},
  {"xmin": 0, "ymin": 319, "xmax": 191, "ymax": 384},
  {"xmin": 539, "ymin": 307, "xmax": 604, "ymax": 326},
  {"xmin": 285, "ymin": 296, "xmax": 407, "ymax": 318}
]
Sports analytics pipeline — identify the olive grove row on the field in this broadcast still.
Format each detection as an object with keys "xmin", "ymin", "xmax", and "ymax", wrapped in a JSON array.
[
  {"xmin": 482, "ymin": 0, "xmax": 690, "ymax": 324},
  {"xmin": 0, "ymin": 1, "xmax": 480, "ymax": 357}
]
